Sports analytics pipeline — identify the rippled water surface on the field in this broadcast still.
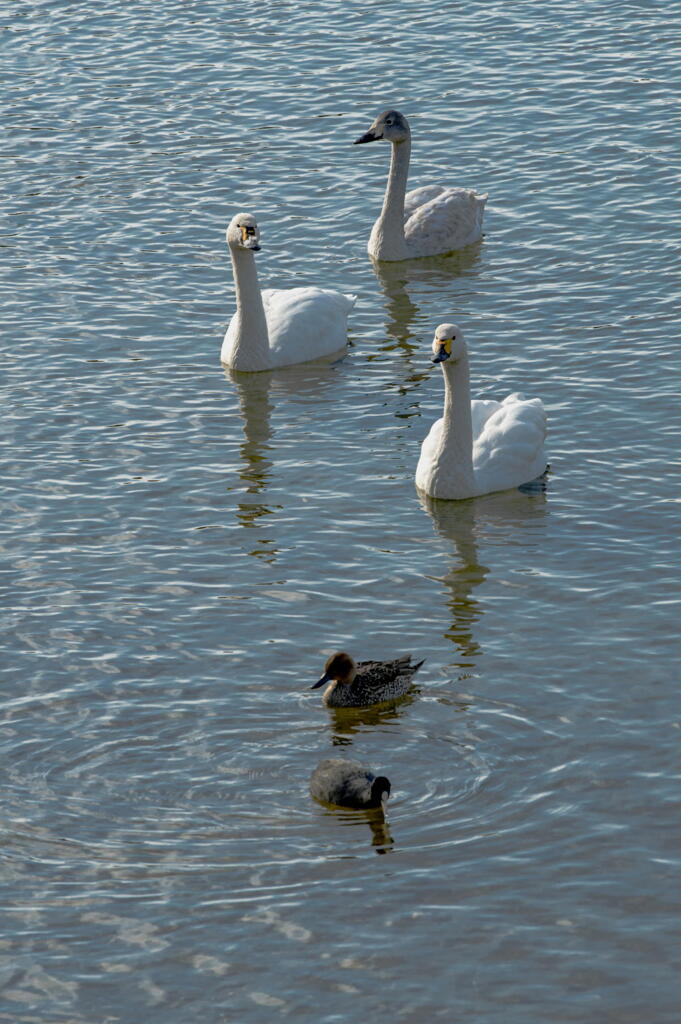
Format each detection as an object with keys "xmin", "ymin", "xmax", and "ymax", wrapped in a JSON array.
[{"xmin": 2, "ymin": 1, "xmax": 680, "ymax": 1020}]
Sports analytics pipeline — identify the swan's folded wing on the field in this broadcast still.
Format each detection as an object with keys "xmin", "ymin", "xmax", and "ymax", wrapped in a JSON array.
[
  {"xmin": 261, "ymin": 287, "xmax": 355, "ymax": 364},
  {"xmin": 421, "ymin": 401, "xmax": 502, "ymax": 455},
  {"xmin": 262, "ymin": 286, "xmax": 355, "ymax": 322},
  {"xmin": 473, "ymin": 396, "xmax": 547, "ymax": 492},
  {"xmin": 403, "ymin": 184, "xmax": 447, "ymax": 221},
  {"xmin": 404, "ymin": 187, "xmax": 487, "ymax": 257},
  {"xmin": 470, "ymin": 398, "xmax": 501, "ymax": 441}
]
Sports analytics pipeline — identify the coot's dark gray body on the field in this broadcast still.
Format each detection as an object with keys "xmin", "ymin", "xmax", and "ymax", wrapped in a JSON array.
[{"xmin": 309, "ymin": 759, "xmax": 391, "ymax": 810}]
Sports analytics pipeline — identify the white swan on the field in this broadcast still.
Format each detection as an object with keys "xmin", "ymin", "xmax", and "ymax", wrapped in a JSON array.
[
  {"xmin": 221, "ymin": 213, "xmax": 356, "ymax": 371},
  {"xmin": 415, "ymin": 324, "xmax": 547, "ymax": 500},
  {"xmin": 354, "ymin": 110, "xmax": 487, "ymax": 261}
]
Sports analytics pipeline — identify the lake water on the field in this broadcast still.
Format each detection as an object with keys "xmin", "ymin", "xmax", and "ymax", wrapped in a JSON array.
[{"xmin": 2, "ymin": 1, "xmax": 680, "ymax": 1020}]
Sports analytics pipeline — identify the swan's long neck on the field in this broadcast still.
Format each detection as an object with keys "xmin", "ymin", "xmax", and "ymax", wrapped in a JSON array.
[
  {"xmin": 370, "ymin": 138, "xmax": 411, "ymax": 261},
  {"xmin": 437, "ymin": 353, "xmax": 476, "ymax": 493},
  {"xmin": 228, "ymin": 246, "xmax": 270, "ymax": 371}
]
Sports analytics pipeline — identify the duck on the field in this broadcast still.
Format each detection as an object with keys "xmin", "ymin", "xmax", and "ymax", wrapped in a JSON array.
[
  {"xmin": 415, "ymin": 323, "xmax": 547, "ymax": 500},
  {"xmin": 221, "ymin": 212, "xmax": 356, "ymax": 371},
  {"xmin": 354, "ymin": 110, "xmax": 487, "ymax": 261},
  {"xmin": 309, "ymin": 758, "xmax": 391, "ymax": 810},
  {"xmin": 311, "ymin": 652, "xmax": 424, "ymax": 708}
]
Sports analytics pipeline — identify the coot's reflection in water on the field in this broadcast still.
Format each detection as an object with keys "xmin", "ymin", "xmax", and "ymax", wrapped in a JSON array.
[
  {"xmin": 418, "ymin": 488, "xmax": 549, "ymax": 666},
  {"xmin": 315, "ymin": 804, "xmax": 395, "ymax": 855}
]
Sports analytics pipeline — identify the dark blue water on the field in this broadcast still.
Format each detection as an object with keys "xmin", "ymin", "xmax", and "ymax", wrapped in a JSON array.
[{"xmin": 1, "ymin": 1, "xmax": 679, "ymax": 1020}]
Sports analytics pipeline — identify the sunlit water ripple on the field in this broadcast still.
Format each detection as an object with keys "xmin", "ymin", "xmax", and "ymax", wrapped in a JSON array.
[{"xmin": 1, "ymin": 0, "xmax": 679, "ymax": 1021}]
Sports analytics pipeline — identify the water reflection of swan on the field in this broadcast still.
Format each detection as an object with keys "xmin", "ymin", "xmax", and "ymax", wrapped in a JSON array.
[
  {"xmin": 226, "ymin": 370, "xmax": 277, "ymax": 552},
  {"xmin": 370, "ymin": 246, "xmax": 483, "ymax": 351},
  {"xmin": 225, "ymin": 361, "xmax": 344, "ymax": 552},
  {"xmin": 230, "ymin": 369, "xmax": 273, "ymax": 492},
  {"xmin": 419, "ymin": 488, "xmax": 548, "ymax": 663}
]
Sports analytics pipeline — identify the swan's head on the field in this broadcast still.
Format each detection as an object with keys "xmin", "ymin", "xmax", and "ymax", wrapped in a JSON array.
[
  {"xmin": 354, "ymin": 109, "xmax": 410, "ymax": 145},
  {"xmin": 311, "ymin": 652, "xmax": 357, "ymax": 689},
  {"xmin": 432, "ymin": 323, "xmax": 466, "ymax": 363},
  {"xmin": 226, "ymin": 212, "xmax": 261, "ymax": 252}
]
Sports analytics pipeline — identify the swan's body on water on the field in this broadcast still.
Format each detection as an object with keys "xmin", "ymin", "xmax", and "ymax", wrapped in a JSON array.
[
  {"xmin": 311, "ymin": 651, "xmax": 424, "ymax": 708},
  {"xmin": 221, "ymin": 213, "xmax": 356, "ymax": 371},
  {"xmin": 309, "ymin": 759, "xmax": 391, "ymax": 810},
  {"xmin": 416, "ymin": 324, "xmax": 547, "ymax": 500},
  {"xmin": 354, "ymin": 110, "xmax": 487, "ymax": 261}
]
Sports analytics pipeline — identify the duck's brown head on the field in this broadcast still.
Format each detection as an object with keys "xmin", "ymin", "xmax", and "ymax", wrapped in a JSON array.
[{"xmin": 311, "ymin": 652, "xmax": 357, "ymax": 689}]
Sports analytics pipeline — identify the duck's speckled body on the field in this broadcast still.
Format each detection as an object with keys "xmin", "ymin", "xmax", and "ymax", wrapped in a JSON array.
[
  {"xmin": 312, "ymin": 652, "xmax": 424, "ymax": 708},
  {"xmin": 309, "ymin": 759, "xmax": 391, "ymax": 809}
]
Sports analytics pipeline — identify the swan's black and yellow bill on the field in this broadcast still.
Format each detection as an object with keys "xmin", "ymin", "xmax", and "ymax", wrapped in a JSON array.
[
  {"xmin": 432, "ymin": 343, "xmax": 451, "ymax": 363},
  {"xmin": 240, "ymin": 224, "xmax": 261, "ymax": 250}
]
